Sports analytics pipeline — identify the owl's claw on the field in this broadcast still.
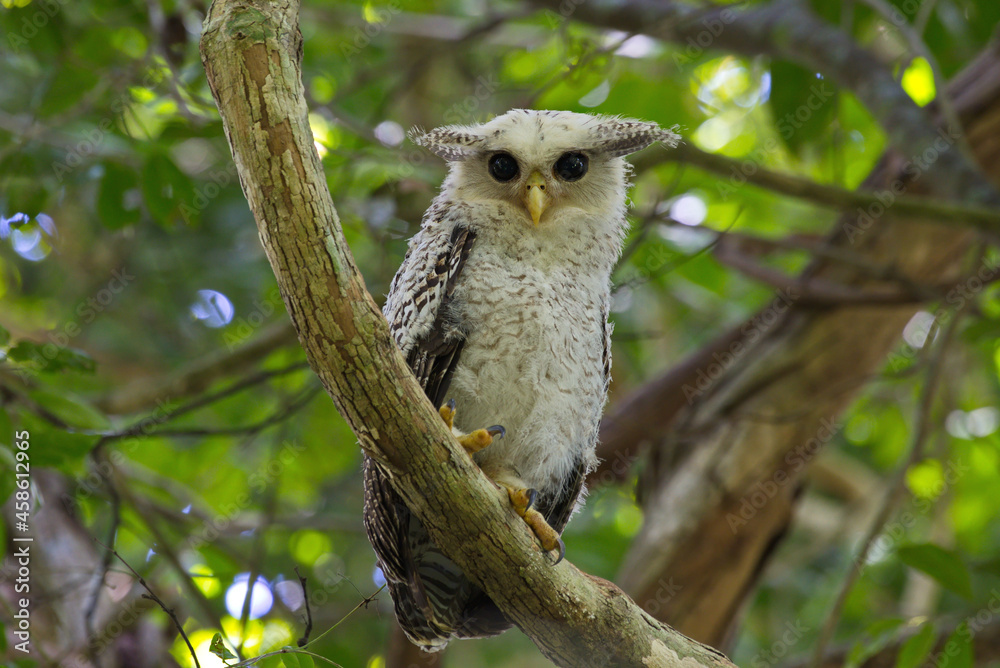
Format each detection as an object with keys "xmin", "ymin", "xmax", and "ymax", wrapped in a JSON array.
[
  {"xmin": 439, "ymin": 399, "xmax": 457, "ymax": 429},
  {"xmin": 439, "ymin": 400, "xmax": 504, "ymax": 455},
  {"xmin": 458, "ymin": 427, "xmax": 502, "ymax": 454},
  {"xmin": 505, "ymin": 485, "xmax": 564, "ymax": 563}
]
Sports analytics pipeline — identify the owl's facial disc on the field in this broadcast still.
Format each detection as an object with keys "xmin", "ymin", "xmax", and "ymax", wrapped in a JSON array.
[{"xmin": 524, "ymin": 170, "xmax": 550, "ymax": 226}]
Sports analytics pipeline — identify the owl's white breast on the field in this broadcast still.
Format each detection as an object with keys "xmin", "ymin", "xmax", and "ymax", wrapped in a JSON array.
[{"xmin": 446, "ymin": 203, "xmax": 618, "ymax": 495}]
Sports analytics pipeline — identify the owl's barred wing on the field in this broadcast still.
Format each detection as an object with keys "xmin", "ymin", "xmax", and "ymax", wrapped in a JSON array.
[
  {"xmin": 384, "ymin": 204, "xmax": 474, "ymax": 355},
  {"xmin": 365, "ymin": 210, "xmax": 485, "ymax": 650},
  {"xmin": 403, "ymin": 225, "xmax": 475, "ymax": 407}
]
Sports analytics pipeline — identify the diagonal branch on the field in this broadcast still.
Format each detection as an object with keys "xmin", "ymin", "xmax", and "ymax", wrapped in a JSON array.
[
  {"xmin": 199, "ymin": 1, "xmax": 734, "ymax": 666},
  {"xmin": 632, "ymin": 143, "xmax": 1000, "ymax": 232}
]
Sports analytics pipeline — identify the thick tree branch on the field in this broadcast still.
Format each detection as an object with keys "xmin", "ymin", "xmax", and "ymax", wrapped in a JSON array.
[{"xmin": 199, "ymin": 1, "xmax": 733, "ymax": 666}]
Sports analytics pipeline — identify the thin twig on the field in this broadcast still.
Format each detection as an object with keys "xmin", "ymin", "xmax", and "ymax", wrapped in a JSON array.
[
  {"xmin": 94, "ymin": 538, "xmax": 201, "ymax": 668},
  {"xmin": 96, "ymin": 361, "xmax": 312, "ymax": 442},
  {"xmin": 807, "ymin": 300, "xmax": 966, "ymax": 668},
  {"xmin": 302, "ymin": 585, "xmax": 386, "ymax": 649},
  {"xmin": 96, "ymin": 321, "xmax": 300, "ymax": 414},
  {"xmin": 114, "ymin": 477, "xmax": 238, "ymax": 656},
  {"xmin": 84, "ymin": 447, "xmax": 121, "ymax": 663},
  {"xmin": 139, "ymin": 383, "xmax": 322, "ymax": 439},
  {"xmin": 294, "ymin": 566, "xmax": 314, "ymax": 647},
  {"xmin": 222, "ymin": 586, "xmax": 386, "ymax": 668}
]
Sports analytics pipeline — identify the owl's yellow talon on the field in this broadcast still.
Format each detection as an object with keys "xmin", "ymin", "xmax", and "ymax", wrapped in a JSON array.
[
  {"xmin": 440, "ymin": 400, "xmax": 504, "ymax": 455},
  {"xmin": 439, "ymin": 399, "xmax": 457, "ymax": 430},
  {"xmin": 458, "ymin": 427, "xmax": 502, "ymax": 454},
  {"xmin": 505, "ymin": 485, "xmax": 565, "ymax": 563}
]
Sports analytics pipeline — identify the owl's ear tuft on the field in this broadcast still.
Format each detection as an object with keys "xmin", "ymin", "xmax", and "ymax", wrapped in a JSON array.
[
  {"xmin": 410, "ymin": 125, "xmax": 488, "ymax": 161},
  {"xmin": 588, "ymin": 118, "xmax": 681, "ymax": 158}
]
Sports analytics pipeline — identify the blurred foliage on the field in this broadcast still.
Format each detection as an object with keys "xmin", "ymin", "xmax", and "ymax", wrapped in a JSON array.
[{"xmin": 1, "ymin": 0, "xmax": 1000, "ymax": 667}]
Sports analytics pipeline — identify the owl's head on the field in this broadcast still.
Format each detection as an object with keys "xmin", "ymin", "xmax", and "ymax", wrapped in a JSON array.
[{"xmin": 411, "ymin": 109, "xmax": 679, "ymax": 228}]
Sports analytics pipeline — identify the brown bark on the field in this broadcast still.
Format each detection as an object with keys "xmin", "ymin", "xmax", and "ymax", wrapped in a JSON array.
[{"xmin": 199, "ymin": 1, "xmax": 734, "ymax": 666}]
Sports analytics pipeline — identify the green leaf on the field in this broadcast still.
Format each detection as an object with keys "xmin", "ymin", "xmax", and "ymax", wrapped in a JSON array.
[
  {"xmin": 846, "ymin": 617, "xmax": 907, "ymax": 668},
  {"xmin": 896, "ymin": 622, "xmax": 936, "ymax": 668},
  {"xmin": 0, "ymin": 323, "xmax": 10, "ymax": 347},
  {"xmin": 141, "ymin": 152, "xmax": 194, "ymax": 225},
  {"xmin": 277, "ymin": 652, "xmax": 315, "ymax": 668},
  {"xmin": 13, "ymin": 411, "xmax": 95, "ymax": 471},
  {"xmin": 6, "ymin": 340, "xmax": 96, "ymax": 375},
  {"xmin": 254, "ymin": 656, "xmax": 285, "ymax": 668},
  {"xmin": 897, "ymin": 543, "xmax": 973, "ymax": 600},
  {"xmin": 209, "ymin": 633, "xmax": 236, "ymax": 662},
  {"xmin": 26, "ymin": 389, "xmax": 110, "ymax": 431},
  {"xmin": 98, "ymin": 163, "xmax": 142, "ymax": 229},
  {"xmin": 769, "ymin": 60, "xmax": 837, "ymax": 153},
  {"xmin": 942, "ymin": 627, "xmax": 974, "ymax": 668},
  {"xmin": 40, "ymin": 64, "xmax": 100, "ymax": 117},
  {"xmin": 6, "ymin": 341, "xmax": 42, "ymax": 364}
]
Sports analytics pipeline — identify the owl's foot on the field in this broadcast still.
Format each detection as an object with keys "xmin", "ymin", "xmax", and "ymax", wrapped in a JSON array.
[
  {"xmin": 439, "ymin": 399, "xmax": 505, "ymax": 455},
  {"xmin": 505, "ymin": 485, "xmax": 565, "ymax": 564}
]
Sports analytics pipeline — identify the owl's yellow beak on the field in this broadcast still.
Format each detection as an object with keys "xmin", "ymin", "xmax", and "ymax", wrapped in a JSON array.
[{"xmin": 524, "ymin": 171, "xmax": 549, "ymax": 226}]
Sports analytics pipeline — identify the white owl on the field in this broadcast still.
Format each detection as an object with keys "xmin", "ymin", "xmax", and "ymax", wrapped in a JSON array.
[{"xmin": 363, "ymin": 109, "xmax": 679, "ymax": 651}]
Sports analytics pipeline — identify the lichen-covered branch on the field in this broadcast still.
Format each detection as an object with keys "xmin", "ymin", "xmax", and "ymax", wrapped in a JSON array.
[{"xmin": 198, "ymin": 1, "xmax": 734, "ymax": 666}]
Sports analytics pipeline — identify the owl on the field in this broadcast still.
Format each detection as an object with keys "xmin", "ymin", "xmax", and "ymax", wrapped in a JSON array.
[{"xmin": 363, "ymin": 109, "xmax": 679, "ymax": 651}]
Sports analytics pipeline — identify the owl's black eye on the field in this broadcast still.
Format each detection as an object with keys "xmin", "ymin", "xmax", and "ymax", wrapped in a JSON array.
[
  {"xmin": 554, "ymin": 152, "xmax": 588, "ymax": 181},
  {"xmin": 488, "ymin": 153, "xmax": 520, "ymax": 182}
]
